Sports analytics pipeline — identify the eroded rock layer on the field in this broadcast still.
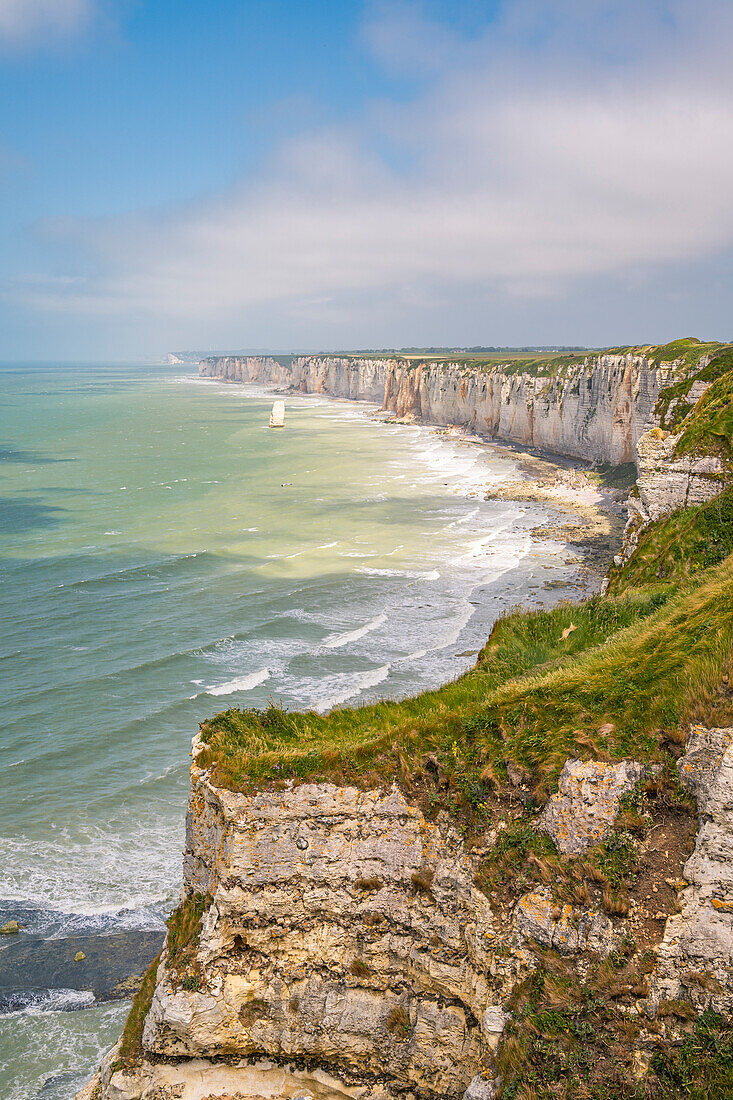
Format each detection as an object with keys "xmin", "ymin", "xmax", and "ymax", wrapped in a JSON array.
[{"xmin": 146, "ymin": 737, "xmax": 497, "ymax": 1096}]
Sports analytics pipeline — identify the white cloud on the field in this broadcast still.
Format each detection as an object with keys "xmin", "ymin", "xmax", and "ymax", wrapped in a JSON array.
[
  {"xmin": 11, "ymin": 0, "xmax": 733, "ymax": 338},
  {"xmin": 0, "ymin": 0, "xmax": 93, "ymax": 45}
]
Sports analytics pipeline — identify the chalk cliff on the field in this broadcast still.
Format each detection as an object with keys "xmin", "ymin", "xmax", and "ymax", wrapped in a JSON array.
[
  {"xmin": 85, "ymin": 727, "xmax": 733, "ymax": 1100},
  {"xmin": 199, "ymin": 353, "xmax": 674, "ymax": 466}
]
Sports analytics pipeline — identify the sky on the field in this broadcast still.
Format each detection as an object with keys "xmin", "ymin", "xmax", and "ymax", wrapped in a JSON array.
[{"xmin": 1, "ymin": 0, "xmax": 732, "ymax": 360}]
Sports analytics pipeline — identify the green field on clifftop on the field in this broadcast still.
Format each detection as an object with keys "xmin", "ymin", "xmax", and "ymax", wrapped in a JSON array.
[{"xmin": 318, "ymin": 336, "xmax": 730, "ymax": 381}]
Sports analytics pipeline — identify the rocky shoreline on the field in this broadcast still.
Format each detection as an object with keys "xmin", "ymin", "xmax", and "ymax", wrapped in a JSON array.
[
  {"xmin": 0, "ymin": 926, "xmax": 165, "ymax": 1011},
  {"xmin": 402, "ymin": 423, "xmax": 629, "ymax": 586}
]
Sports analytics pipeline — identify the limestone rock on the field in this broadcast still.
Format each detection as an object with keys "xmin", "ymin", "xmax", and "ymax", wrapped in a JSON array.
[
  {"xmin": 480, "ymin": 1005, "xmax": 508, "ymax": 1052},
  {"xmin": 463, "ymin": 1073, "xmax": 501, "ymax": 1100},
  {"xmin": 0, "ymin": 919, "xmax": 19, "ymax": 934},
  {"xmin": 513, "ymin": 887, "xmax": 613, "ymax": 956},
  {"xmin": 85, "ymin": 722, "xmax": 733, "ymax": 1099},
  {"xmin": 649, "ymin": 727, "xmax": 733, "ymax": 1016},
  {"xmin": 636, "ymin": 429, "xmax": 730, "ymax": 521},
  {"xmin": 142, "ymin": 742, "xmax": 497, "ymax": 1098},
  {"xmin": 540, "ymin": 758, "xmax": 648, "ymax": 854},
  {"xmin": 73, "ymin": 1076, "xmax": 101, "ymax": 1100},
  {"xmin": 90, "ymin": 1041, "xmax": 363, "ymax": 1100}
]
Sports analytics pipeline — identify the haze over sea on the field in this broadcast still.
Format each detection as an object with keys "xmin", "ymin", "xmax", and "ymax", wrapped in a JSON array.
[{"xmin": 0, "ymin": 363, "xmax": 581, "ymax": 1099}]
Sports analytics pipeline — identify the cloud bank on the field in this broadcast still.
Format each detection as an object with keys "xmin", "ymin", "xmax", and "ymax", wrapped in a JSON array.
[{"xmin": 9, "ymin": 0, "xmax": 733, "ymax": 347}]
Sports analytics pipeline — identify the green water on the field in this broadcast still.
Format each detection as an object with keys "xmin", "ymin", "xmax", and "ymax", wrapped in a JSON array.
[{"xmin": 0, "ymin": 363, "xmax": 580, "ymax": 1098}]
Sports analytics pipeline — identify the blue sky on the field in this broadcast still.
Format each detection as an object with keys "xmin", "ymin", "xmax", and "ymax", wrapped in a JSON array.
[{"xmin": 1, "ymin": 0, "xmax": 732, "ymax": 359}]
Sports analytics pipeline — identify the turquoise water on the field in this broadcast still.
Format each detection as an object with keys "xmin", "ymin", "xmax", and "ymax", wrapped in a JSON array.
[{"xmin": 0, "ymin": 364, "xmax": 580, "ymax": 1098}]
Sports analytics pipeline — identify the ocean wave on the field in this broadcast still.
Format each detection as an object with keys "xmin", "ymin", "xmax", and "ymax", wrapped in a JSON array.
[
  {"xmin": 443, "ymin": 505, "xmax": 480, "ymax": 529},
  {"xmin": 356, "ymin": 566, "xmax": 413, "ymax": 577},
  {"xmin": 198, "ymin": 668, "xmax": 271, "ymax": 697},
  {"xmin": 309, "ymin": 664, "xmax": 391, "ymax": 712},
  {"xmin": 423, "ymin": 598, "xmax": 477, "ymax": 653},
  {"xmin": 0, "ymin": 899, "xmax": 167, "ymax": 940},
  {"xmin": 0, "ymin": 999, "xmax": 129, "ymax": 1100},
  {"xmin": 279, "ymin": 540, "xmax": 339, "ymax": 560},
  {"xmin": 137, "ymin": 760, "xmax": 187, "ymax": 787},
  {"xmin": 0, "ymin": 821, "xmax": 182, "ymax": 913},
  {"xmin": 322, "ymin": 612, "xmax": 387, "ymax": 649},
  {"xmin": 59, "ymin": 550, "xmax": 211, "ymax": 590},
  {"xmin": 0, "ymin": 989, "xmax": 95, "ymax": 1018}
]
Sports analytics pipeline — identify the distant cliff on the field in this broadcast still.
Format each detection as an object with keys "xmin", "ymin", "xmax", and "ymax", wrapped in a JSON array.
[{"xmin": 199, "ymin": 352, "xmax": 674, "ymax": 465}]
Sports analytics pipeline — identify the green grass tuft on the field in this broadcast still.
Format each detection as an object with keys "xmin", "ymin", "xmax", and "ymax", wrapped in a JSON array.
[
  {"xmin": 676, "ymin": 362, "xmax": 733, "ymax": 462},
  {"xmin": 118, "ymin": 953, "xmax": 160, "ymax": 1062},
  {"xmin": 117, "ymin": 892, "xmax": 211, "ymax": 1064}
]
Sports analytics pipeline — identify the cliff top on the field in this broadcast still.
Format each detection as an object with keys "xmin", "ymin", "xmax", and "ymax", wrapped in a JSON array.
[{"xmin": 202, "ymin": 336, "xmax": 730, "ymax": 381}]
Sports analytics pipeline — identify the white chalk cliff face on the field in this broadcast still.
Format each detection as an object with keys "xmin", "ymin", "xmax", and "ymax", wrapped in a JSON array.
[
  {"xmin": 147, "ymin": 737, "xmax": 497, "ymax": 1097},
  {"xmin": 198, "ymin": 354, "xmax": 673, "ymax": 465},
  {"xmin": 635, "ymin": 428, "xmax": 730, "ymax": 520}
]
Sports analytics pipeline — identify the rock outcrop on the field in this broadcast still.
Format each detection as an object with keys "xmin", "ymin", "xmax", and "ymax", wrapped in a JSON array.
[
  {"xmin": 513, "ymin": 887, "xmax": 614, "ymax": 956},
  {"xmin": 540, "ymin": 759, "xmax": 649, "ymax": 855},
  {"xmin": 634, "ymin": 428, "xmax": 731, "ymax": 522},
  {"xmin": 144, "ymin": 737, "xmax": 496, "ymax": 1097},
  {"xmin": 199, "ymin": 353, "xmax": 672, "ymax": 466},
  {"xmin": 82, "ymin": 725, "xmax": 733, "ymax": 1100},
  {"xmin": 649, "ymin": 726, "xmax": 733, "ymax": 1017}
]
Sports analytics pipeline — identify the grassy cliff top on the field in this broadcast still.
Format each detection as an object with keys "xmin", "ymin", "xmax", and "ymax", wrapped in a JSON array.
[
  {"xmin": 653, "ymin": 345, "xmax": 733, "ymax": 462},
  {"xmin": 199, "ymin": 547, "xmax": 733, "ymax": 810},
  {"xmin": 606, "ymin": 337, "xmax": 726, "ymax": 370},
  {"xmin": 298, "ymin": 337, "xmax": 728, "ymax": 380},
  {"xmin": 301, "ymin": 350, "xmax": 593, "ymax": 377}
]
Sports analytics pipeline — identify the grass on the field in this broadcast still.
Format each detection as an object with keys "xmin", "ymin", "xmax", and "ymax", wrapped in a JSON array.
[
  {"xmin": 281, "ymin": 337, "xmax": 729, "ymax": 386},
  {"xmin": 650, "ymin": 1009, "xmax": 733, "ymax": 1099},
  {"xmin": 497, "ymin": 952, "xmax": 733, "ymax": 1099},
  {"xmin": 644, "ymin": 337, "xmax": 725, "ymax": 370},
  {"xmin": 655, "ymin": 346, "xmax": 733, "ymax": 431},
  {"xmin": 650, "ymin": 343, "xmax": 733, "ymax": 467},
  {"xmin": 117, "ymin": 892, "xmax": 211, "ymax": 1064},
  {"xmin": 588, "ymin": 462, "xmax": 638, "ymax": 491},
  {"xmin": 607, "ymin": 488, "xmax": 733, "ymax": 591},
  {"xmin": 322, "ymin": 350, "xmax": 593, "ymax": 376},
  {"xmin": 198, "ymin": 556, "xmax": 733, "ymax": 810},
  {"xmin": 117, "ymin": 953, "xmax": 161, "ymax": 1063},
  {"xmin": 676, "ymin": 362, "xmax": 733, "ymax": 462}
]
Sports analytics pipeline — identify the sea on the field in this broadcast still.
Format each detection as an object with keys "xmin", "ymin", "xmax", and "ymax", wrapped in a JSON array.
[{"xmin": 0, "ymin": 363, "xmax": 586, "ymax": 1099}]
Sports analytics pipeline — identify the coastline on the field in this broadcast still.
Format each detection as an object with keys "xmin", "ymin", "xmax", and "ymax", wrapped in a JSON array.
[
  {"xmin": 252, "ymin": 377, "xmax": 629, "ymax": 589},
  {"xmin": 74, "ymin": 348, "xmax": 733, "ymax": 1100},
  {"xmin": 486, "ymin": 446, "xmax": 628, "ymax": 579},
  {"xmin": 370, "ymin": 412, "xmax": 628, "ymax": 588},
  {"xmin": 2, "ymin": 366, "xmax": 619, "ymax": 1100}
]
